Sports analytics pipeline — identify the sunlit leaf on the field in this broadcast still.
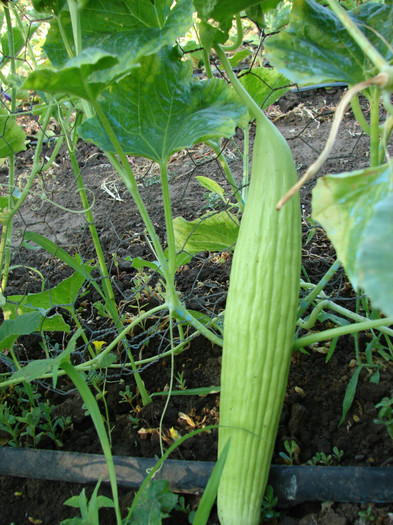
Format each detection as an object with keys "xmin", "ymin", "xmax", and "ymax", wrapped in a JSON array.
[
  {"xmin": 129, "ymin": 480, "xmax": 178, "ymax": 524},
  {"xmin": 174, "ymin": 210, "xmax": 239, "ymax": 255},
  {"xmin": 31, "ymin": 0, "xmax": 66, "ymax": 14},
  {"xmin": 23, "ymin": 48, "xmax": 118, "ymax": 100},
  {"xmin": 43, "ymin": 0, "xmax": 194, "ymax": 81},
  {"xmin": 0, "ymin": 109, "xmax": 26, "ymax": 157},
  {"xmin": 357, "ymin": 192, "xmax": 393, "ymax": 317},
  {"xmin": 196, "ymin": 176, "xmax": 225, "ymax": 197},
  {"xmin": 239, "ymin": 67, "xmax": 291, "ymax": 108},
  {"xmin": 312, "ymin": 164, "xmax": 392, "ymax": 290},
  {"xmin": 79, "ymin": 47, "xmax": 248, "ymax": 164},
  {"xmin": 265, "ymin": 0, "xmax": 393, "ymax": 86}
]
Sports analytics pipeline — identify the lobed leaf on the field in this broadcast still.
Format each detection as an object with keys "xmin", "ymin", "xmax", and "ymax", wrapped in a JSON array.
[
  {"xmin": 174, "ymin": 211, "xmax": 239, "ymax": 255},
  {"xmin": 79, "ymin": 47, "xmax": 248, "ymax": 164},
  {"xmin": 23, "ymin": 48, "xmax": 119, "ymax": 100},
  {"xmin": 264, "ymin": 0, "xmax": 393, "ymax": 86},
  {"xmin": 239, "ymin": 67, "xmax": 291, "ymax": 109},
  {"xmin": 312, "ymin": 163, "xmax": 392, "ymax": 291},
  {"xmin": 0, "ymin": 109, "xmax": 26, "ymax": 157},
  {"xmin": 43, "ymin": 0, "xmax": 194, "ymax": 81},
  {"xmin": 357, "ymin": 192, "xmax": 393, "ymax": 318}
]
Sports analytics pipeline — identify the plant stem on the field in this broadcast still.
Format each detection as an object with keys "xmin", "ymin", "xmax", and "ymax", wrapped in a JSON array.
[
  {"xmin": 206, "ymin": 139, "xmax": 244, "ymax": 211},
  {"xmin": 298, "ymin": 259, "xmax": 341, "ymax": 317},
  {"xmin": 326, "ymin": 0, "xmax": 388, "ymax": 73},
  {"xmin": 90, "ymin": 101, "xmax": 170, "ymax": 281},
  {"xmin": 369, "ymin": 85, "xmax": 380, "ymax": 167},
  {"xmin": 61, "ymin": 362, "xmax": 122, "ymax": 525},
  {"xmin": 223, "ymin": 14, "xmax": 243, "ymax": 52},
  {"xmin": 350, "ymin": 94, "xmax": 370, "ymax": 135},
  {"xmin": 160, "ymin": 162, "xmax": 177, "ymax": 280},
  {"xmin": 214, "ymin": 44, "xmax": 263, "ymax": 122},
  {"xmin": 294, "ymin": 316, "xmax": 393, "ymax": 349}
]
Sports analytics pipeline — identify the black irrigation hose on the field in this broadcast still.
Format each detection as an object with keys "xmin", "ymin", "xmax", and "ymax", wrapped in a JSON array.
[{"xmin": 1, "ymin": 447, "xmax": 393, "ymax": 504}]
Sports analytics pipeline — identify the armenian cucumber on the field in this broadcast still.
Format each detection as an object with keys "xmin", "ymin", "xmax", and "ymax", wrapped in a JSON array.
[{"xmin": 217, "ymin": 114, "xmax": 301, "ymax": 524}]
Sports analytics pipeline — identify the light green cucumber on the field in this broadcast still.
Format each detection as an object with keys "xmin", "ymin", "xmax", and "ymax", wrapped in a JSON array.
[{"xmin": 217, "ymin": 114, "xmax": 301, "ymax": 525}]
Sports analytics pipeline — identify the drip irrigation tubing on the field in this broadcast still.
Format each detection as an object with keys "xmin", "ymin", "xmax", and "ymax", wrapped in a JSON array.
[{"xmin": 0, "ymin": 447, "xmax": 392, "ymax": 504}]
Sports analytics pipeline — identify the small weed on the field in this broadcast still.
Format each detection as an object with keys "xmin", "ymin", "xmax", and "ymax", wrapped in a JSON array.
[
  {"xmin": 260, "ymin": 485, "xmax": 279, "ymax": 522},
  {"xmin": 307, "ymin": 447, "xmax": 343, "ymax": 466},
  {"xmin": 358, "ymin": 505, "xmax": 375, "ymax": 522},
  {"xmin": 175, "ymin": 370, "xmax": 187, "ymax": 390},
  {"xmin": 374, "ymin": 397, "xmax": 393, "ymax": 439},
  {"xmin": 279, "ymin": 439, "xmax": 300, "ymax": 465}
]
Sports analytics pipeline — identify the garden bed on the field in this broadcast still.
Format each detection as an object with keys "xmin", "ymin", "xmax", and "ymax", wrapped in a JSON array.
[{"xmin": 1, "ymin": 86, "xmax": 393, "ymax": 524}]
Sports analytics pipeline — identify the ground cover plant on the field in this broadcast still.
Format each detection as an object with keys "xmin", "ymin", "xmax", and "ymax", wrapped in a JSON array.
[{"xmin": 0, "ymin": 0, "xmax": 393, "ymax": 523}]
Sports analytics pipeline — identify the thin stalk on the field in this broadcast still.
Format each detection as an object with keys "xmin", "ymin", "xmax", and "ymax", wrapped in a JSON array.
[
  {"xmin": 61, "ymin": 361, "xmax": 122, "ymax": 525},
  {"xmin": 298, "ymin": 298, "xmax": 393, "ymax": 339},
  {"xmin": 294, "ymin": 316, "xmax": 393, "ymax": 349},
  {"xmin": 223, "ymin": 14, "xmax": 243, "ymax": 52},
  {"xmin": 160, "ymin": 162, "xmax": 177, "ymax": 280},
  {"xmin": 242, "ymin": 125, "xmax": 250, "ymax": 204},
  {"xmin": 326, "ymin": 0, "xmax": 388, "ymax": 72},
  {"xmin": 298, "ymin": 259, "xmax": 341, "ymax": 317},
  {"xmin": 203, "ymin": 47, "xmax": 213, "ymax": 79},
  {"xmin": 89, "ymin": 101, "xmax": 170, "ymax": 282},
  {"xmin": 10, "ymin": 3, "xmax": 38, "ymax": 69},
  {"xmin": 67, "ymin": 141, "xmax": 120, "ymax": 326},
  {"xmin": 206, "ymin": 140, "xmax": 244, "ymax": 211},
  {"xmin": 369, "ymin": 85, "xmax": 380, "ymax": 167},
  {"xmin": 214, "ymin": 44, "xmax": 264, "ymax": 122},
  {"xmin": 4, "ymin": 6, "xmax": 16, "ymax": 110},
  {"xmin": 350, "ymin": 94, "xmax": 371, "ymax": 135}
]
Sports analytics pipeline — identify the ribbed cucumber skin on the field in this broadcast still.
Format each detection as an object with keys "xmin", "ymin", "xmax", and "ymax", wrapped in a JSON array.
[{"xmin": 217, "ymin": 116, "xmax": 301, "ymax": 525}]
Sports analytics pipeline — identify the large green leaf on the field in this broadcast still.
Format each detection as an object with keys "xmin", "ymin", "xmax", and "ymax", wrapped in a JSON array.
[
  {"xmin": 3, "ymin": 270, "xmax": 91, "ymax": 332},
  {"xmin": 0, "ymin": 108, "xmax": 26, "ymax": 157},
  {"xmin": 79, "ymin": 47, "xmax": 249, "ymax": 164},
  {"xmin": 357, "ymin": 193, "xmax": 393, "ymax": 317},
  {"xmin": 43, "ymin": 0, "xmax": 193, "ymax": 81},
  {"xmin": 23, "ymin": 48, "xmax": 118, "ymax": 100},
  {"xmin": 195, "ymin": 0, "xmax": 262, "ymax": 22},
  {"xmin": 174, "ymin": 211, "xmax": 239, "ymax": 255},
  {"xmin": 264, "ymin": 0, "xmax": 393, "ymax": 86},
  {"xmin": 312, "ymin": 163, "xmax": 393, "ymax": 290},
  {"xmin": 0, "ymin": 311, "xmax": 41, "ymax": 352},
  {"xmin": 239, "ymin": 67, "xmax": 290, "ymax": 109}
]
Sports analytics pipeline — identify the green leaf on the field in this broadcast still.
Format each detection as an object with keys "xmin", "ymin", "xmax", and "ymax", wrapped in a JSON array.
[
  {"xmin": 3, "ymin": 271, "xmax": 91, "ymax": 332},
  {"xmin": 23, "ymin": 231, "xmax": 94, "ymax": 278},
  {"xmin": 196, "ymin": 176, "xmax": 225, "ymax": 197},
  {"xmin": 264, "ymin": 0, "xmax": 393, "ymax": 86},
  {"xmin": 0, "ymin": 311, "xmax": 41, "ymax": 352},
  {"xmin": 31, "ymin": 0, "xmax": 67, "ymax": 14},
  {"xmin": 339, "ymin": 365, "xmax": 362, "ymax": 425},
  {"xmin": 0, "ymin": 108, "xmax": 26, "ymax": 157},
  {"xmin": 312, "ymin": 164, "xmax": 392, "ymax": 291},
  {"xmin": 43, "ymin": 0, "xmax": 194, "ymax": 80},
  {"xmin": 128, "ymin": 480, "xmax": 178, "ymax": 524},
  {"xmin": 229, "ymin": 49, "xmax": 252, "ymax": 68},
  {"xmin": 239, "ymin": 67, "xmax": 291, "ymax": 108},
  {"xmin": 174, "ymin": 211, "xmax": 239, "ymax": 255},
  {"xmin": 23, "ymin": 48, "xmax": 119, "ymax": 100},
  {"xmin": 357, "ymin": 192, "xmax": 393, "ymax": 318},
  {"xmin": 192, "ymin": 438, "xmax": 230, "ymax": 525},
  {"xmin": 10, "ymin": 327, "xmax": 82, "ymax": 383},
  {"xmin": 195, "ymin": 0, "xmax": 262, "ymax": 23},
  {"xmin": 79, "ymin": 47, "xmax": 248, "ymax": 164},
  {"xmin": 1, "ymin": 25, "xmax": 26, "ymax": 68}
]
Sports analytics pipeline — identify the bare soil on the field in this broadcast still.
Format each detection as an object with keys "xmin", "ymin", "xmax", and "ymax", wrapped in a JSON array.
[{"xmin": 1, "ymin": 86, "xmax": 393, "ymax": 524}]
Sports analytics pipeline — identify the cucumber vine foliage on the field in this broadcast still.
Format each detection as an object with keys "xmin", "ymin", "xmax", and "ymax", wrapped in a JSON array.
[{"xmin": 0, "ymin": 0, "xmax": 392, "ymax": 523}]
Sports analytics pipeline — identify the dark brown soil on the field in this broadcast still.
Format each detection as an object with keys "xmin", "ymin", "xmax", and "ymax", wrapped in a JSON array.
[{"xmin": 1, "ymin": 86, "xmax": 393, "ymax": 524}]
